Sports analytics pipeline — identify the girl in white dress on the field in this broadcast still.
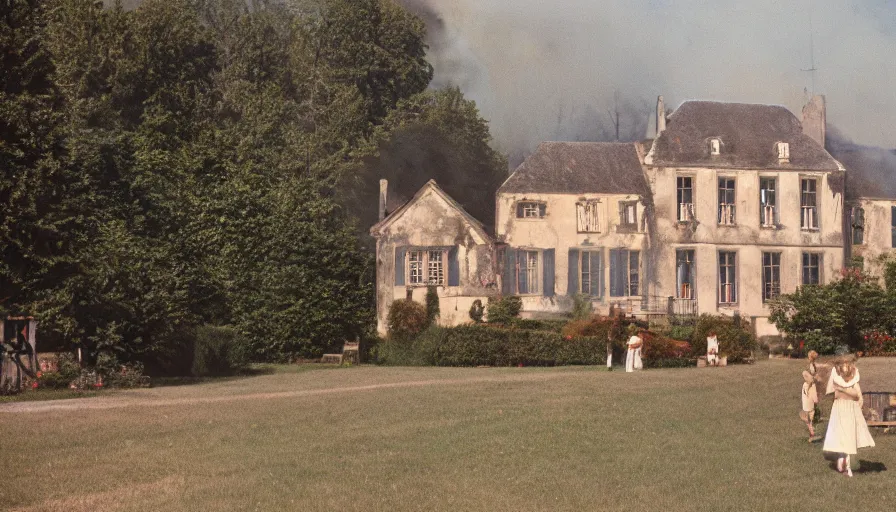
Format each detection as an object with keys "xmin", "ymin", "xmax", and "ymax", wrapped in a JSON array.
[
  {"xmin": 625, "ymin": 329, "xmax": 643, "ymax": 373},
  {"xmin": 706, "ymin": 332, "xmax": 719, "ymax": 366},
  {"xmin": 822, "ymin": 358, "xmax": 875, "ymax": 477},
  {"xmin": 800, "ymin": 350, "xmax": 819, "ymax": 439}
]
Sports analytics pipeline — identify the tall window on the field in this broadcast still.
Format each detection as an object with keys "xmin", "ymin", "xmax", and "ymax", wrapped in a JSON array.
[
  {"xmin": 800, "ymin": 178, "xmax": 818, "ymax": 230},
  {"xmin": 718, "ymin": 251, "xmax": 737, "ymax": 304},
  {"xmin": 517, "ymin": 250, "xmax": 540, "ymax": 294},
  {"xmin": 775, "ymin": 142, "xmax": 790, "ymax": 162},
  {"xmin": 610, "ymin": 250, "xmax": 639, "ymax": 297},
  {"xmin": 580, "ymin": 250, "xmax": 603, "ymax": 298},
  {"xmin": 892, "ymin": 206, "xmax": 896, "ymax": 248},
  {"xmin": 718, "ymin": 177, "xmax": 736, "ymax": 225},
  {"xmin": 760, "ymin": 177, "xmax": 777, "ymax": 227},
  {"xmin": 576, "ymin": 201, "xmax": 600, "ymax": 232},
  {"xmin": 676, "ymin": 250, "xmax": 696, "ymax": 299},
  {"xmin": 802, "ymin": 253, "xmax": 821, "ymax": 285},
  {"xmin": 677, "ymin": 176, "xmax": 694, "ymax": 221},
  {"xmin": 762, "ymin": 252, "xmax": 781, "ymax": 302},
  {"xmin": 517, "ymin": 201, "xmax": 546, "ymax": 219},
  {"xmin": 620, "ymin": 201, "xmax": 638, "ymax": 228},
  {"xmin": 408, "ymin": 250, "xmax": 445, "ymax": 285},
  {"xmin": 851, "ymin": 207, "xmax": 865, "ymax": 245}
]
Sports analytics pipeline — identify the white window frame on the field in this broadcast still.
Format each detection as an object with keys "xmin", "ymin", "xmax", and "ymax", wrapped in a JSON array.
[
  {"xmin": 576, "ymin": 200, "xmax": 601, "ymax": 233},
  {"xmin": 800, "ymin": 177, "xmax": 819, "ymax": 231},
  {"xmin": 718, "ymin": 177, "xmax": 736, "ymax": 225},
  {"xmin": 579, "ymin": 250, "xmax": 603, "ymax": 298},
  {"xmin": 676, "ymin": 249, "xmax": 696, "ymax": 300},
  {"xmin": 710, "ymin": 138, "xmax": 721, "ymax": 155},
  {"xmin": 620, "ymin": 201, "xmax": 638, "ymax": 227},
  {"xmin": 762, "ymin": 252, "xmax": 781, "ymax": 303},
  {"xmin": 759, "ymin": 176, "xmax": 777, "ymax": 228},
  {"xmin": 677, "ymin": 176, "xmax": 694, "ymax": 222},
  {"xmin": 775, "ymin": 142, "xmax": 790, "ymax": 162},
  {"xmin": 517, "ymin": 201, "xmax": 546, "ymax": 220},
  {"xmin": 802, "ymin": 252, "xmax": 822, "ymax": 286},
  {"xmin": 407, "ymin": 249, "xmax": 447, "ymax": 286}
]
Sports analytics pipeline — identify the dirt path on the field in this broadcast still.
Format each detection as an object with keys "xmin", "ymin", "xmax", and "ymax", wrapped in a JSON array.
[{"xmin": 0, "ymin": 369, "xmax": 585, "ymax": 414}]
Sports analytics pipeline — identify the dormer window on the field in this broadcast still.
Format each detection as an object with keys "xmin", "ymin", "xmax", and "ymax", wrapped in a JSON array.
[
  {"xmin": 710, "ymin": 138, "xmax": 721, "ymax": 156},
  {"xmin": 516, "ymin": 201, "xmax": 546, "ymax": 219},
  {"xmin": 775, "ymin": 142, "xmax": 790, "ymax": 163}
]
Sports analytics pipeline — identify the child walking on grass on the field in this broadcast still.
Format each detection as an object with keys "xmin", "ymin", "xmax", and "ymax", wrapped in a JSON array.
[
  {"xmin": 800, "ymin": 350, "xmax": 819, "ymax": 440},
  {"xmin": 822, "ymin": 356, "xmax": 875, "ymax": 477}
]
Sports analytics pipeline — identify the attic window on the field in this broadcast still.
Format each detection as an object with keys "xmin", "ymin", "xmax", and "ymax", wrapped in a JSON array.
[
  {"xmin": 776, "ymin": 142, "xmax": 790, "ymax": 163},
  {"xmin": 710, "ymin": 138, "xmax": 721, "ymax": 156},
  {"xmin": 517, "ymin": 201, "xmax": 546, "ymax": 219}
]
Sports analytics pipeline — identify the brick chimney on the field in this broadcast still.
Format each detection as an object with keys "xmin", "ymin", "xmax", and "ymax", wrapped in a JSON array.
[
  {"xmin": 656, "ymin": 96, "xmax": 666, "ymax": 136},
  {"xmin": 801, "ymin": 95, "xmax": 826, "ymax": 148},
  {"xmin": 378, "ymin": 179, "xmax": 388, "ymax": 221}
]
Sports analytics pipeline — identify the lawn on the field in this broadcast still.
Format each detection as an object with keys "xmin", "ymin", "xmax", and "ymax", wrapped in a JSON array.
[{"xmin": 1, "ymin": 359, "xmax": 895, "ymax": 511}]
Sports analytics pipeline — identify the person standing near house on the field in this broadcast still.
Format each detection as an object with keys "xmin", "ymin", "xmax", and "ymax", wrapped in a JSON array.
[
  {"xmin": 706, "ymin": 331, "xmax": 719, "ymax": 366},
  {"xmin": 625, "ymin": 326, "xmax": 643, "ymax": 373},
  {"xmin": 823, "ymin": 357, "xmax": 875, "ymax": 477}
]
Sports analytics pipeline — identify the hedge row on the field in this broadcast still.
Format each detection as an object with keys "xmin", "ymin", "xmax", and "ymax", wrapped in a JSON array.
[{"xmin": 376, "ymin": 325, "xmax": 606, "ymax": 367}]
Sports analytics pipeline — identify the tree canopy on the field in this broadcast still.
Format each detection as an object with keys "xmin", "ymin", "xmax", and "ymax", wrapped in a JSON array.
[{"xmin": 0, "ymin": 0, "xmax": 507, "ymax": 366}]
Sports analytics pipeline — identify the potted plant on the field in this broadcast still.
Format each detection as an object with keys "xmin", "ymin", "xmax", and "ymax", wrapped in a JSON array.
[{"xmin": 719, "ymin": 353, "xmax": 728, "ymax": 367}]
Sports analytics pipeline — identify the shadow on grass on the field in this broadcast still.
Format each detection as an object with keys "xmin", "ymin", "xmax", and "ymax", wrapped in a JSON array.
[
  {"xmin": 826, "ymin": 460, "xmax": 887, "ymax": 474},
  {"xmin": 150, "ymin": 366, "xmax": 277, "ymax": 388}
]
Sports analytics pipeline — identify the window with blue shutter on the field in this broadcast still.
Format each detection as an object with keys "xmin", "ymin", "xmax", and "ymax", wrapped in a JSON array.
[
  {"xmin": 394, "ymin": 247, "xmax": 407, "ymax": 286},
  {"xmin": 590, "ymin": 250, "xmax": 604, "ymax": 299},
  {"xmin": 502, "ymin": 248, "xmax": 516, "ymax": 295},
  {"xmin": 543, "ymin": 249, "xmax": 555, "ymax": 297},
  {"xmin": 610, "ymin": 249, "xmax": 638, "ymax": 297},
  {"xmin": 567, "ymin": 249, "xmax": 579, "ymax": 296},
  {"xmin": 447, "ymin": 246, "xmax": 459, "ymax": 286}
]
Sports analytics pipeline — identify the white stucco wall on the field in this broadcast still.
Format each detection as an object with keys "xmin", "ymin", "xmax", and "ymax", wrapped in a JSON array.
[
  {"xmin": 645, "ymin": 165, "xmax": 845, "ymax": 331},
  {"xmin": 852, "ymin": 198, "xmax": 896, "ymax": 282},
  {"xmin": 373, "ymin": 186, "xmax": 496, "ymax": 335},
  {"xmin": 495, "ymin": 192, "xmax": 648, "ymax": 316}
]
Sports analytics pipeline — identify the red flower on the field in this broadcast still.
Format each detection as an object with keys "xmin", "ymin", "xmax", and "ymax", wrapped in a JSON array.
[
  {"xmin": 32, "ymin": 382, "xmax": 38, "ymax": 389},
  {"xmin": 564, "ymin": 335, "xmax": 572, "ymax": 341},
  {"xmin": 518, "ymin": 363, "xmax": 524, "ymax": 368}
]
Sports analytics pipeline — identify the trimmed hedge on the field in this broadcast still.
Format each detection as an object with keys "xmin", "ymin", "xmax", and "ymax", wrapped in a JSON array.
[
  {"xmin": 643, "ymin": 358, "xmax": 697, "ymax": 369},
  {"xmin": 376, "ymin": 324, "xmax": 606, "ymax": 367}
]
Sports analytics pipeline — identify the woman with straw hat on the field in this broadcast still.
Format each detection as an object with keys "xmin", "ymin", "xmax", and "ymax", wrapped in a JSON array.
[{"xmin": 822, "ymin": 355, "xmax": 875, "ymax": 477}]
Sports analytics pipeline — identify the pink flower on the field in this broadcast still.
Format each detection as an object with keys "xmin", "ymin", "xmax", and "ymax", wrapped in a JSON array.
[{"xmin": 32, "ymin": 382, "xmax": 38, "ymax": 389}]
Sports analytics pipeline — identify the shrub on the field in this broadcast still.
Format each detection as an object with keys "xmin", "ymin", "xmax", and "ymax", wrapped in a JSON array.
[
  {"xmin": 95, "ymin": 353, "xmax": 151, "ymax": 388},
  {"xmin": 191, "ymin": 325, "xmax": 248, "ymax": 377},
  {"xmin": 469, "ymin": 300, "xmax": 485, "ymax": 323},
  {"xmin": 375, "ymin": 324, "xmax": 607, "ymax": 367},
  {"xmin": 571, "ymin": 294, "xmax": 592, "ymax": 320},
  {"xmin": 37, "ymin": 353, "xmax": 81, "ymax": 389},
  {"xmin": 668, "ymin": 325, "xmax": 695, "ymax": 341},
  {"xmin": 643, "ymin": 334, "xmax": 692, "ymax": 360},
  {"xmin": 425, "ymin": 285, "xmax": 440, "ymax": 325},
  {"xmin": 691, "ymin": 315, "xmax": 758, "ymax": 363},
  {"xmin": 864, "ymin": 330, "xmax": 896, "ymax": 356},
  {"xmin": 512, "ymin": 319, "xmax": 567, "ymax": 332},
  {"xmin": 799, "ymin": 330, "xmax": 837, "ymax": 356},
  {"xmin": 387, "ymin": 299, "xmax": 428, "ymax": 341},
  {"xmin": 643, "ymin": 358, "xmax": 696, "ymax": 369},
  {"xmin": 562, "ymin": 317, "xmax": 612, "ymax": 339},
  {"xmin": 487, "ymin": 296, "xmax": 522, "ymax": 324}
]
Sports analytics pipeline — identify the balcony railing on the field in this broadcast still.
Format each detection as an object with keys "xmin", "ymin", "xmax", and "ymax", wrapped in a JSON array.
[
  {"xmin": 638, "ymin": 295, "xmax": 698, "ymax": 317},
  {"xmin": 801, "ymin": 206, "xmax": 818, "ymax": 230},
  {"xmin": 761, "ymin": 205, "xmax": 776, "ymax": 227},
  {"xmin": 718, "ymin": 204, "xmax": 735, "ymax": 225}
]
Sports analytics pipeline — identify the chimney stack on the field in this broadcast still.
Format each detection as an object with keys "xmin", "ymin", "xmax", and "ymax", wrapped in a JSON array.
[
  {"xmin": 656, "ymin": 96, "xmax": 666, "ymax": 136},
  {"xmin": 378, "ymin": 179, "xmax": 388, "ymax": 221},
  {"xmin": 801, "ymin": 95, "xmax": 826, "ymax": 149}
]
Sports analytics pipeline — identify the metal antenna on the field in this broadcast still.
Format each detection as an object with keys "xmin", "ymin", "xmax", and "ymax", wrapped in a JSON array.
[{"xmin": 801, "ymin": 0, "xmax": 818, "ymax": 93}]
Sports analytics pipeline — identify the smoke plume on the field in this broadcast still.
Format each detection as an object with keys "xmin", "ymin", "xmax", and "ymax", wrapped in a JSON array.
[{"xmin": 397, "ymin": 0, "xmax": 896, "ymax": 165}]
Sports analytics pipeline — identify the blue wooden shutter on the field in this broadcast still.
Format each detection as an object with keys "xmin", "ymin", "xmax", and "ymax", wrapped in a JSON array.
[
  {"xmin": 590, "ymin": 250, "xmax": 603, "ymax": 298},
  {"xmin": 567, "ymin": 249, "xmax": 579, "ymax": 296},
  {"xmin": 394, "ymin": 247, "xmax": 406, "ymax": 286},
  {"xmin": 502, "ymin": 248, "xmax": 516, "ymax": 295},
  {"xmin": 447, "ymin": 246, "xmax": 460, "ymax": 286},
  {"xmin": 609, "ymin": 249, "xmax": 624, "ymax": 297},
  {"xmin": 543, "ymin": 249, "xmax": 555, "ymax": 297},
  {"xmin": 517, "ymin": 251, "xmax": 528, "ymax": 294},
  {"xmin": 516, "ymin": 203, "xmax": 524, "ymax": 218},
  {"xmin": 538, "ymin": 203, "xmax": 547, "ymax": 218}
]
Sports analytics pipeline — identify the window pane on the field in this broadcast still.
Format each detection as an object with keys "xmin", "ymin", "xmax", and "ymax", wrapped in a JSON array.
[
  {"xmin": 580, "ymin": 252, "xmax": 591, "ymax": 295},
  {"xmin": 428, "ymin": 250, "xmax": 444, "ymax": 285},
  {"xmin": 408, "ymin": 251, "xmax": 424, "ymax": 284},
  {"xmin": 676, "ymin": 250, "xmax": 695, "ymax": 299},
  {"xmin": 628, "ymin": 251, "xmax": 640, "ymax": 296},
  {"xmin": 719, "ymin": 251, "xmax": 737, "ymax": 303}
]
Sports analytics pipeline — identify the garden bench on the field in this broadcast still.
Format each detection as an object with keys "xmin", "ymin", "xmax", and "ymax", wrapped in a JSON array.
[
  {"xmin": 863, "ymin": 392, "xmax": 896, "ymax": 427},
  {"xmin": 320, "ymin": 340, "xmax": 361, "ymax": 365}
]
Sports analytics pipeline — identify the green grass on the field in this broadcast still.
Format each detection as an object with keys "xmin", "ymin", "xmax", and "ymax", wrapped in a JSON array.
[
  {"xmin": 0, "ymin": 388, "xmax": 99, "ymax": 404},
  {"xmin": 1, "ymin": 359, "xmax": 895, "ymax": 511}
]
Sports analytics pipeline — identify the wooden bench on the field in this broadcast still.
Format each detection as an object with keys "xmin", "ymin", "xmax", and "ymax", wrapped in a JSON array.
[
  {"xmin": 320, "ymin": 340, "xmax": 361, "ymax": 365},
  {"xmin": 864, "ymin": 392, "xmax": 896, "ymax": 427}
]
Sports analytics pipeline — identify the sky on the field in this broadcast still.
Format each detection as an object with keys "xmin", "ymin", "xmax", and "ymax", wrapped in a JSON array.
[{"xmin": 397, "ymin": 0, "xmax": 896, "ymax": 161}]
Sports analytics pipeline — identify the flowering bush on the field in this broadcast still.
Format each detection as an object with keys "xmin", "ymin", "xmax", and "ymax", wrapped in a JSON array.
[{"xmin": 863, "ymin": 330, "xmax": 896, "ymax": 356}]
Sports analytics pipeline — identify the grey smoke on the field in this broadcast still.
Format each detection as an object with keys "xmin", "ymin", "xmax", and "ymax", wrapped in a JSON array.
[{"xmin": 397, "ymin": 0, "xmax": 896, "ymax": 164}]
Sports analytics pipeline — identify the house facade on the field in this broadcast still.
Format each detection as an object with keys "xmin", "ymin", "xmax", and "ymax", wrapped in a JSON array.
[
  {"xmin": 494, "ymin": 142, "xmax": 651, "ymax": 317},
  {"xmin": 370, "ymin": 180, "xmax": 497, "ymax": 335},
  {"xmin": 642, "ymin": 98, "xmax": 846, "ymax": 337},
  {"xmin": 373, "ymin": 95, "xmax": 895, "ymax": 339}
]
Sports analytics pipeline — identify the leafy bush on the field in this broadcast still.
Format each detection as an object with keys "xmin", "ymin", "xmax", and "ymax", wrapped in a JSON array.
[
  {"xmin": 425, "ymin": 285, "xmax": 440, "ymax": 325},
  {"xmin": 691, "ymin": 315, "xmax": 758, "ymax": 363},
  {"xmin": 191, "ymin": 325, "xmax": 248, "ymax": 377},
  {"xmin": 799, "ymin": 330, "xmax": 837, "ymax": 356},
  {"xmin": 769, "ymin": 268, "xmax": 896, "ymax": 353},
  {"xmin": 487, "ymin": 296, "xmax": 522, "ymax": 324},
  {"xmin": 512, "ymin": 319, "xmax": 567, "ymax": 332},
  {"xmin": 387, "ymin": 299, "xmax": 428, "ymax": 341},
  {"xmin": 36, "ymin": 353, "xmax": 81, "ymax": 389},
  {"xmin": 864, "ymin": 330, "xmax": 896, "ymax": 356},
  {"xmin": 643, "ymin": 358, "xmax": 696, "ymax": 369},
  {"xmin": 642, "ymin": 333, "xmax": 692, "ymax": 360},
  {"xmin": 376, "ymin": 324, "xmax": 606, "ymax": 367},
  {"xmin": 468, "ymin": 300, "xmax": 485, "ymax": 323},
  {"xmin": 668, "ymin": 325, "xmax": 695, "ymax": 341},
  {"xmin": 571, "ymin": 294, "xmax": 592, "ymax": 320},
  {"xmin": 561, "ymin": 317, "xmax": 612, "ymax": 339},
  {"xmin": 95, "ymin": 353, "xmax": 151, "ymax": 388}
]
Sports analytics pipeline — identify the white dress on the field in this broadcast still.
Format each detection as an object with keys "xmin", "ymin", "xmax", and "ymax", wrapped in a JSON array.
[
  {"xmin": 625, "ymin": 335, "xmax": 643, "ymax": 373},
  {"xmin": 822, "ymin": 368, "xmax": 875, "ymax": 455},
  {"xmin": 706, "ymin": 336, "xmax": 719, "ymax": 365}
]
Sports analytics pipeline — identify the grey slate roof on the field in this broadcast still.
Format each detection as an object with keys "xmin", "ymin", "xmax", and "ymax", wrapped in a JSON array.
[
  {"xmin": 830, "ymin": 147, "xmax": 896, "ymax": 200},
  {"xmin": 651, "ymin": 101, "xmax": 841, "ymax": 171},
  {"xmin": 498, "ymin": 142, "xmax": 648, "ymax": 195}
]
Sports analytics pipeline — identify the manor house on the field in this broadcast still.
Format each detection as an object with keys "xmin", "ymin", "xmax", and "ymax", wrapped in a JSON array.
[{"xmin": 371, "ymin": 95, "xmax": 896, "ymax": 340}]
